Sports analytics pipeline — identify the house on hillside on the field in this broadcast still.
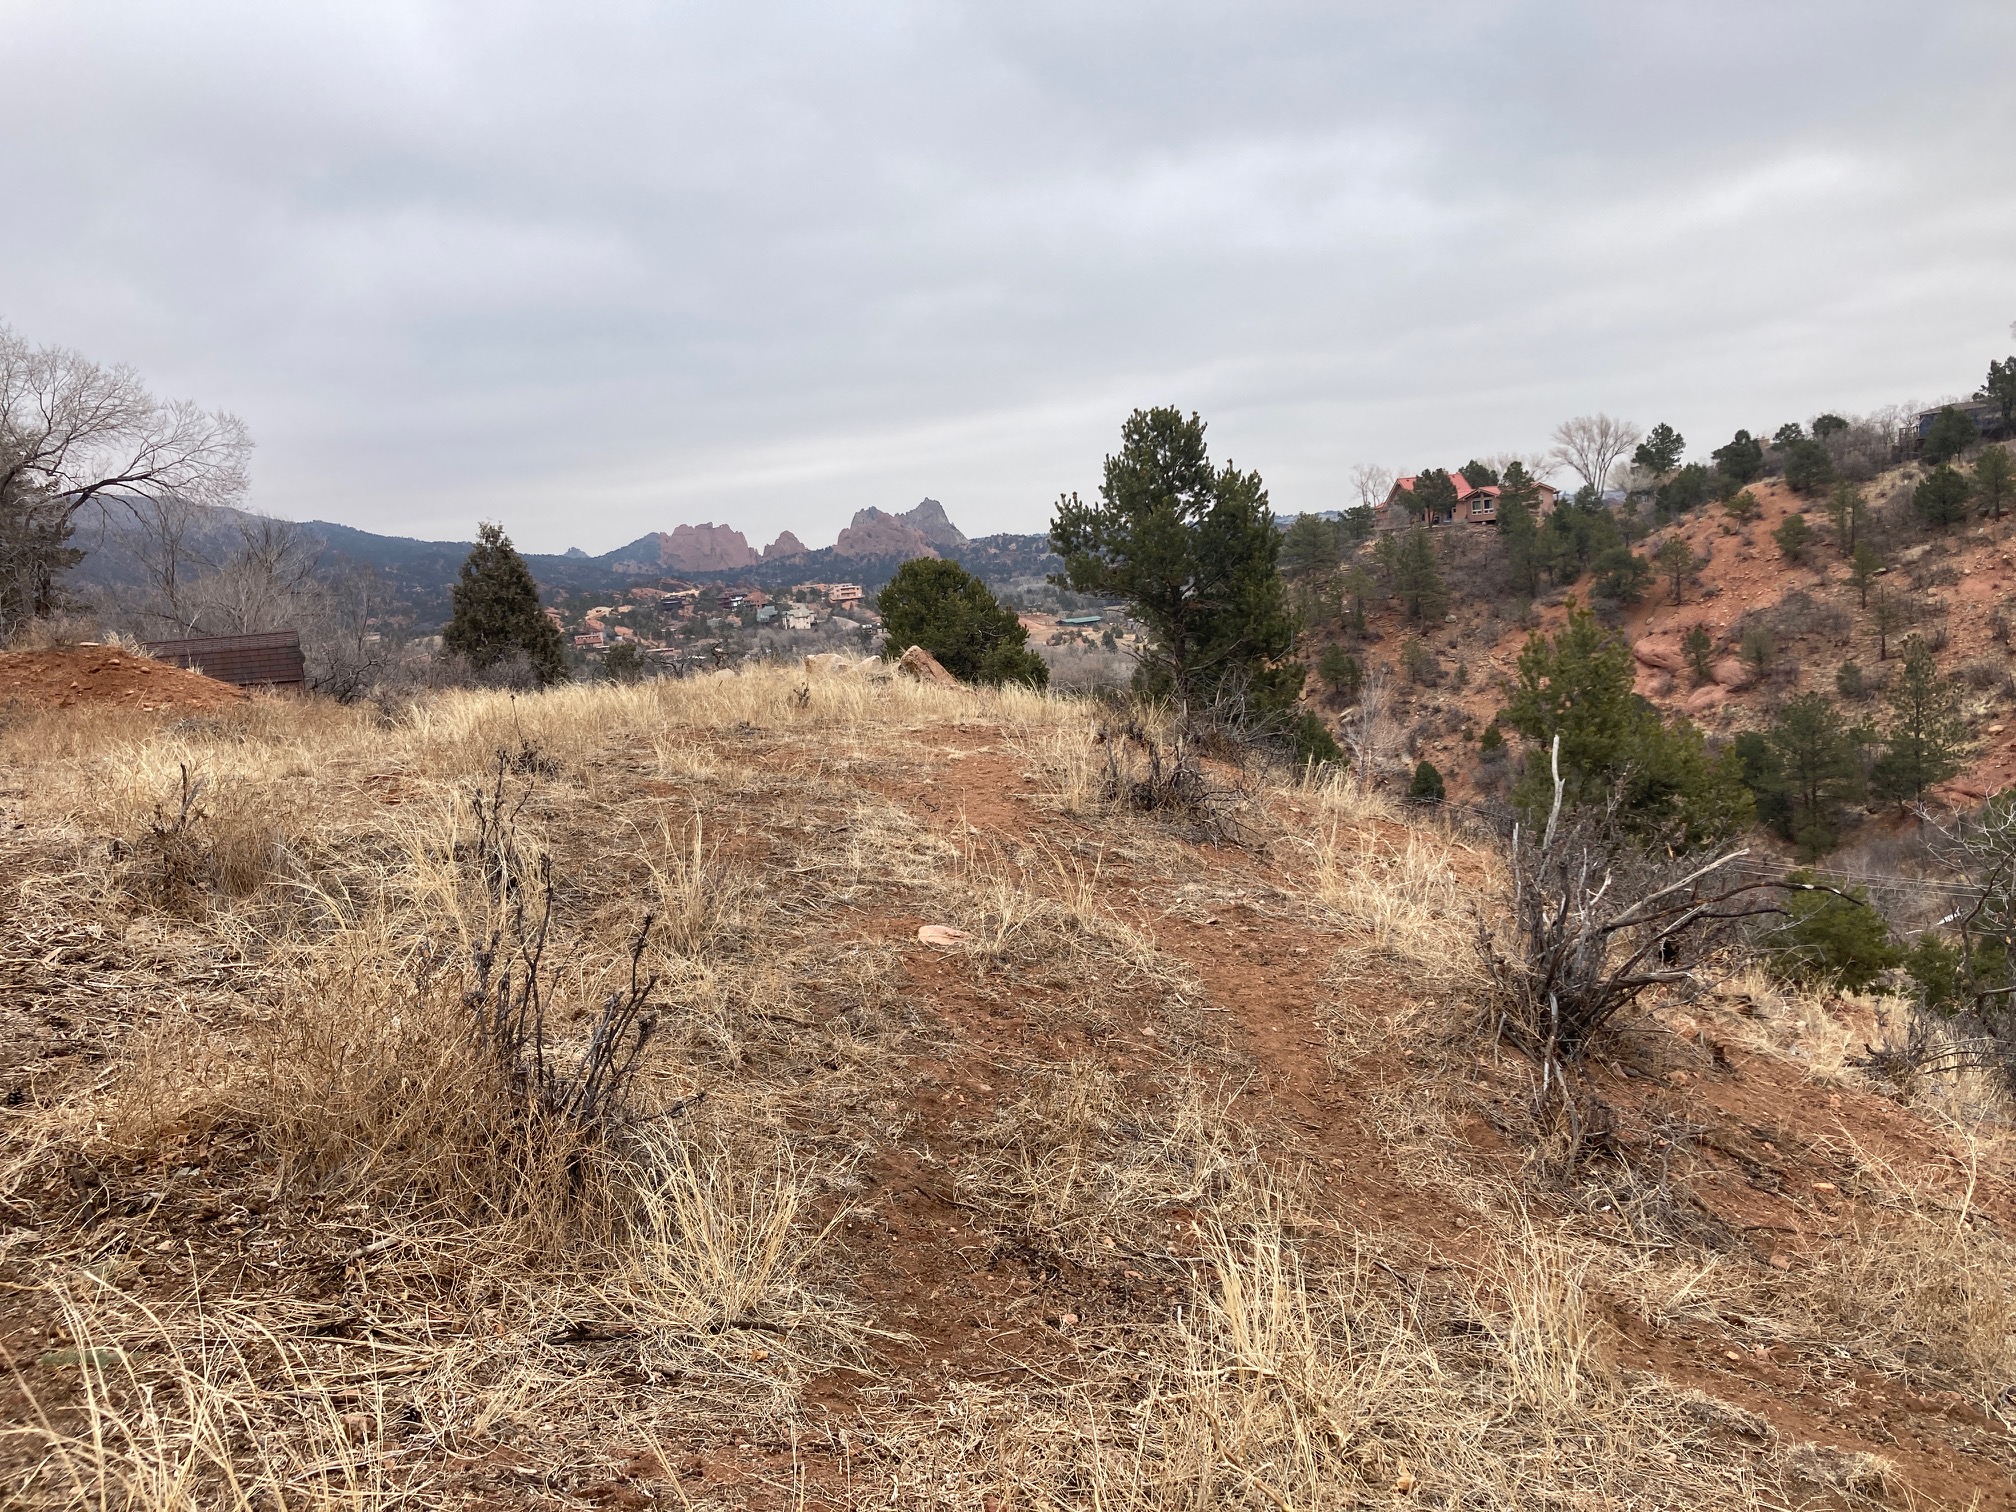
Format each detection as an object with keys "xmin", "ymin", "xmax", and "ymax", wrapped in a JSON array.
[
  {"xmin": 1377, "ymin": 472, "xmax": 1559, "ymax": 531},
  {"xmin": 1903, "ymin": 400, "xmax": 2006, "ymax": 454}
]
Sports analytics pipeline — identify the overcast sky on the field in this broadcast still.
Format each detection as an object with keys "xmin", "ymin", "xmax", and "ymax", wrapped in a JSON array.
[{"xmin": 4, "ymin": 2, "xmax": 2013, "ymax": 553}]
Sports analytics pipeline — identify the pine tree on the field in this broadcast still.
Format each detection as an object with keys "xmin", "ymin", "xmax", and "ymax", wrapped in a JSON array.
[
  {"xmin": 1825, "ymin": 482, "xmax": 1867, "ymax": 553},
  {"xmin": 1593, "ymin": 545, "xmax": 1652, "ymax": 603},
  {"xmin": 1384, "ymin": 525, "xmax": 1447, "ymax": 621},
  {"xmin": 1922, "ymin": 407, "xmax": 1979, "ymax": 466},
  {"xmin": 1871, "ymin": 636, "xmax": 1968, "ymax": 805},
  {"xmin": 444, "ymin": 522, "xmax": 567, "ymax": 685},
  {"xmin": 1682, "ymin": 623, "xmax": 1715, "ymax": 682},
  {"xmin": 1849, "ymin": 542, "xmax": 1881, "ymax": 609},
  {"xmin": 1974, "ymin": 445, "xmax": 2015, "ymax": 521},
  {"xmin": 1914, "ymin": 465, "xmax": 1972, "ymax": 529},
  {"xmin": 1050, "ymin": 407, "xmax": 1300, "ymax": 715},
  {"xmin": 1653, "ymin": 535, "xmax": 1700, "ymax": 602},
  {"xmin": 1277, "ymin": 513, "xmax": 1344, "ymax": 579},
  {"xmin": 1337, "ymin": 565, "xmax": 1375, "ymax": 635},
  {"xmin": 1410, "ymin": 468, "xmax": 1460, "ymax": 524},
  {"xmin": 1496, "ymin": 461, "xmax": 1544, "ymax": 596},
  {"xmin": 1409, "ymin": 760, "xmax": 1446, "ymax": 802},
  {"xmin": 1772, "ymin": 512, "xmax": 1813, "ymax": 561},
  {"xmin": 1765, "ymin": 691, "xmax": 1862, "ymax": 856},
  {"xmin": 1499, "ymin": 602, "xmax": 1751, "ymax": 843},
  {"xmin": 1980, "ymin": 357, "xmax": 2016, "ymax": 435},
  {"xmin": 1632, "ymin": 423, "xmax": 1685, "ymax": 478},
  {"xmin": 1712, "ymin": 429, "xmax": 1765, "ymax": 487}
]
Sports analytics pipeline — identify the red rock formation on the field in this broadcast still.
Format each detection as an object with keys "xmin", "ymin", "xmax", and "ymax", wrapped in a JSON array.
[
  {"xmin": 898, "ymin": 498, "xmax": 968, "ymax": 551},
  {"xmin": 763, "ymin": 530, "xmax": 808, "ymax": 560},
  {"xmin": 652, "ymin": 524, "xmax": 760, "ymax": 572},
  {"xmin": 834, "ymin": 508, "xmax": 938, "ymax": 560}
]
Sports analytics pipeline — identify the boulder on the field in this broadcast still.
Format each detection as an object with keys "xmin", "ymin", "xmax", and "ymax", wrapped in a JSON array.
[
  {"xmin": 896, "ymin": 645, "xmax": 960, "ymax": 686},
  {"xmin": 1683, "ymin": 684, "xmax": 1728, "ymax": 716},
  {"xmin": 1710, "ymin": 657, "xmax": 1755, "ymax": 690},
  {"xmin": 804, "ymin": 653, "xmax": 851, "ymax": 676},
  {"xmin": 1632, "ymin": 636, "xmax": 1686, "ymax": 673}
]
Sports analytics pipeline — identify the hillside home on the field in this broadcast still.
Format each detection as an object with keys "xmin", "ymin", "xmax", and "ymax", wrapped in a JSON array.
[
  {"xmin": 1907, "ymin": 400, "xmax": 2007, "ymax": 452},
  {"xmin": 1377, "ymin": 472, "xmax": 1559, "ymax": 531}
]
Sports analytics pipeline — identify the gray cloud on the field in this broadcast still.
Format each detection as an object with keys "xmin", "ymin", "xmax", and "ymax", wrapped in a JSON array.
[{"xmin": 4, "ymin": 1, "xmax": 2012, "ymax": 551}]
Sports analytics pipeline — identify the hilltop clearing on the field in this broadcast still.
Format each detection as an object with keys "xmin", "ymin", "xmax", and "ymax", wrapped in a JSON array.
[{"xmin": 0, "ymin": 672, "xmax": 2011, "ymax": 1507}]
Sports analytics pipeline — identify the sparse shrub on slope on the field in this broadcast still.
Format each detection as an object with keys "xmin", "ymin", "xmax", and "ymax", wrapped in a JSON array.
[{"xmin": 1765, "ymin": 873, "xmax": 1899, "ymax": 991}]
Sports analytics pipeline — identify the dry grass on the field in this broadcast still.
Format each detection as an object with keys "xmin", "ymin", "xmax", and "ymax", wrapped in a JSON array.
[
  {"xmin": 1, "ymin": 668, "xmax": 2011, "ymax": 1507},
  {"xmin": 1305, "ymin": 772, "xmax": 1495, "ymax": 992}
]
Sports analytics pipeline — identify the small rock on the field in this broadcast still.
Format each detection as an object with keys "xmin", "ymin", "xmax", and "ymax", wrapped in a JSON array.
[
  {"xmin": 1393, "ymin": 1469, "xmax": 1418, "ymax": 1494},
  {"xmin": 1768, "ymin": 1253, "xmax": 1794, "ymax": 1272},
  {"xmin": 916, "ymin": 924, "xmax": 971, "ymax": 947}
]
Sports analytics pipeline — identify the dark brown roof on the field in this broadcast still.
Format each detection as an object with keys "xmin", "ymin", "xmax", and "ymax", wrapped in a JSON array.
[{"xmin": 140, "ymin": 629, "xmax": 306, "ymax": 690}]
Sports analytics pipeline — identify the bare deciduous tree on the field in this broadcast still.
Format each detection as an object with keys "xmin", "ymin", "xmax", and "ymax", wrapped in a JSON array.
[
  {"xmin": 1350, "ymin": 464, "xmax": 1395, "ymax": 512},
  {"xmin": 0, "ymin": 323, "xmax": 249, "ymax": 633},
  {"xmin": 1547, "ymin": 415, "xmax": 1641, "ymax": 500},
  {"xmin": 1341, "ymin": 665, "xmax": 1399, "ymax": 789}
]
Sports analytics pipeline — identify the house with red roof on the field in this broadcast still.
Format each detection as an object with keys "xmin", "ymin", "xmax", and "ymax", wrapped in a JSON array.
[{"xmin": 1378, "ymin": 472, "xmax": 1559, "ymax": 531}]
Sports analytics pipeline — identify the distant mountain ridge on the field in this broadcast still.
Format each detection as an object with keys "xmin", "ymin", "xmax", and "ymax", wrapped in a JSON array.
[{"xmin": 59, "ymin": 495, "xmax": 1059, "ymax": 630}]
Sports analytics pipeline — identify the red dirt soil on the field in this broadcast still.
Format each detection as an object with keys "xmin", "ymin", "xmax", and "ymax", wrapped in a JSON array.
[{"xmin": 0, "ymin": 646, "xmax": 247, "ymax": 713}]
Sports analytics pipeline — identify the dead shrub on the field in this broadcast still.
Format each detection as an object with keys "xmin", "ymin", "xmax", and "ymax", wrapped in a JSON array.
[
  {"xmin": 118, "ymin": 763, "xmax": 284, "ymax": 916},
  {"xmin": 1475, "ymin": 765, "xmax": 1782, "ymax": 1159},
  {"xmin": 1958, "ymin": 655, "xmax": 2008, "ymax": 692},
  {"xmin": 1092, "ymin": 709, "xmax": 1246, "ymax": 840},
  {"xmin": 1768, "ymin": 589, "xmax": 1850, "ymax": 641}
]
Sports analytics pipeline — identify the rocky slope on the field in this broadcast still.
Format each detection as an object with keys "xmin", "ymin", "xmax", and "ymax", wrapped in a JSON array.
[{"xmin": 1323, "ymin": 451, "xmax": 2016, "ymax": 814}]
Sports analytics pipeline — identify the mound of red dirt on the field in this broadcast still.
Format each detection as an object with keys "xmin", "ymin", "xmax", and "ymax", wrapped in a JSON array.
[{"xmin": 0, "ymin": 646, "xmax": 247, "ymax": 713}]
